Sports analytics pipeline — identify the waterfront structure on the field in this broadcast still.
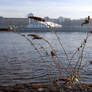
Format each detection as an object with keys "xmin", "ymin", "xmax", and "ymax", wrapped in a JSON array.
[
  {"xmin": 0, "ymin": 14, "xmax": 92, "ymax": 32},
  {"xmin": 27, "ymin": 13, "xmax": 34, "ymax": 24},
  {"xmin": 26, "ymin": 13, "xmax": 62, "ymax": 29},
  {"xmin": 0, "ymin": 16, "xmax": 29, "ymax": 28}
]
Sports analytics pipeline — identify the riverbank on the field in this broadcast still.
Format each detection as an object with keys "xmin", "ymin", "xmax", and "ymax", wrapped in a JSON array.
[
  {"xmin": 0, "ymin": 83, "xmax": 92, "ymax": 92},
  {"xmin": 17, "ymin": 26, "xmax": 92, "ymax": 32}
]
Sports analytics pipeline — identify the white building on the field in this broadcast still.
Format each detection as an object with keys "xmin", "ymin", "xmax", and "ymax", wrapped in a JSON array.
[{"xmin": 26, "ymin": 13, "xmax": 62, "ymax": 28}]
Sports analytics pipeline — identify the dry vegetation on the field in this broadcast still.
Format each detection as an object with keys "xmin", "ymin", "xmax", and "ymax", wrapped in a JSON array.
[{"xmin": 10, "ymin": 16, "xmax": 92, "ymax": 89}]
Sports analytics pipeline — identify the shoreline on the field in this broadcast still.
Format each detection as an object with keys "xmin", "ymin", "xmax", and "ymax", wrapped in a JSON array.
[{"xmin": 0, "ymin": 83, "xmax": 92, "ymax": 92}]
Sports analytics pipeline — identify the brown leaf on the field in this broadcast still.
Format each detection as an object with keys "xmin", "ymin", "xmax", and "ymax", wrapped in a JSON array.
[
  {"xmin": 51, "ymin": 50, "xmax": 56, "ymax": 56},
  {"xmin": 27, "ymin": 34, "xmax": 43, "ymax": 39}
]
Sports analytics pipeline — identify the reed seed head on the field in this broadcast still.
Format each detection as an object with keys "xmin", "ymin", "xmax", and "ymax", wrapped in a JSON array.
[
  {"xmin": 51, "ymin": 50, "xmax": 56, "ymax": 56},
  {"xmin": 28, "ymin": 16, "xmax": 45, "ymax": 22},
  {"xmin": 27, "ymin": 34, "xmax": 43, "ymax": 39},
  {"xmin": 77, "ymin": 48, "xmax": 80, "ymax": 51},
  {"xmin": 81, "ymin": 16, "xmax": 90, "ymax": 26},
  {"xmin": 84, "ymin": 39, "xmax": 87, "ymax": 43}
]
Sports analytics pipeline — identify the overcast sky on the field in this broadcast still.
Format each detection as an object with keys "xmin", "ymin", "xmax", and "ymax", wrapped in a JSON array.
[{"xmin": 0, "ymin": 0, "xmax": 92, "ymax": 19}]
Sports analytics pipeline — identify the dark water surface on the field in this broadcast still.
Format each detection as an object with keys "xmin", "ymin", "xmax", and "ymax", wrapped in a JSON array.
[{"xmin": 0, "ymin": 31, "xmax": 92, "ymax": 85}]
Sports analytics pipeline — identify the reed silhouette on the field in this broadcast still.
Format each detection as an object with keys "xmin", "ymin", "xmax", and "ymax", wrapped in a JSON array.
[{"xmin": 11, "ymin": 16, "xmax": 92, "ymax": 87}]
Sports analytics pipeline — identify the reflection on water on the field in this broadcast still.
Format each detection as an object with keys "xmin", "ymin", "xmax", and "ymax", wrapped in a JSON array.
[{"xmin": 0, "ymin": 31, "xmax": 92, "ymax": 85}]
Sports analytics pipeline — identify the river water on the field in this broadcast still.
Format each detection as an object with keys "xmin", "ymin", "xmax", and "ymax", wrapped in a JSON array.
[{"xmin": 0, "ymin": 31, "xmax": 92, "ymax": 85}]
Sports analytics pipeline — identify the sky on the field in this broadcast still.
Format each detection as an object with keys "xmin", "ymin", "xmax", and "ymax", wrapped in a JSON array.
[{"xmin": 0, "ymin": 0, "xmax": 92, "ymax": 19}]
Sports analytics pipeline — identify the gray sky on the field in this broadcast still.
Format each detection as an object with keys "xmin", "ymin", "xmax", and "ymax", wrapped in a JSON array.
[{"xmin": 0, "ymin": 0, "xmax": 92, "ymax": 19}]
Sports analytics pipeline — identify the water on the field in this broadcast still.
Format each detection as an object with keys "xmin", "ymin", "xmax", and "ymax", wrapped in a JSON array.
[{"xmin": 0, "ymin": 31, "xmax": 92, "ymax": 85}]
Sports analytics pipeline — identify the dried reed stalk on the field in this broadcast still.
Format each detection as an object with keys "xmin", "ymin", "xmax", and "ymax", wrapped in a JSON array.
[{"xmin": 11, "ymin": 15, "xmax": 92, "ymax": 86}]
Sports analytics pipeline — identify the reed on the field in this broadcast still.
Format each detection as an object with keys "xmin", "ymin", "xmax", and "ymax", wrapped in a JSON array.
[{"xmin": 11, "ymin": 16, "xmax": 92, "ymax": 87}]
